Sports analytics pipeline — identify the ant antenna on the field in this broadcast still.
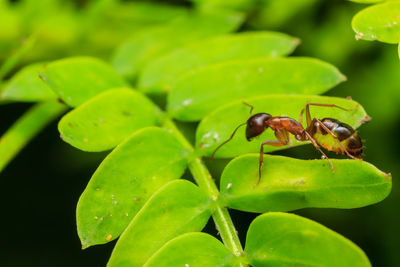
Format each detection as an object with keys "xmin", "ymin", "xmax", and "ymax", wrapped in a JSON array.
[
  {"xmin": 210, "ymin": 102, "xmax": 254, "ymax": 160},
  {"xmin": 210, "ymin": 122, "xmax": 246, "ymax": 160},
  {"xmin": 242, "ymin": 101, "xmax": 254, "ymax": 115}
]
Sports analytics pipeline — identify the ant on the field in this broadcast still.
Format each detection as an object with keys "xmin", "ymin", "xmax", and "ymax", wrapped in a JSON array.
[{"xmin": 211, "ymin": 102, "xmax": 364, "ymax": 185}]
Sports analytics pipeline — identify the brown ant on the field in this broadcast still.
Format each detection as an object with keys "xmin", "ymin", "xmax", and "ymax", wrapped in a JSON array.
[{"xmin": 211, "ymin": 102, "xmax": 363, "ymax": 185}]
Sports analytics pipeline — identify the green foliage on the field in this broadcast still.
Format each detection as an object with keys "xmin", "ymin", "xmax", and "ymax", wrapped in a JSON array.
[
  {"xmin": 349, "ymin": 0, "xmax": 384, "ymax": 3},
  {"xmin": 138, "ymin": 31, "xmax": 299, "ymax": 93},
  {"xmin": 0, "ymin": 1, "xmax": 394, "ymax": 266},
  {"xmin": 107, "ymin": 180, "xmax": 213, "ymax": 266},
  {"xmin": 245, "ymin": 213, "xmax": 371, "ymax": 267},
  {"xmin": 197, "ymin": 95, "xmax": 366, "ymax": 157},
  {"xmin": 220, "ymin": 155, "xmax": 391, "ymax": 212},
  {"xmin": 112, "ymin": 11, "xmax": 244, "ymax": 80},
  {"xmin": 77, "ymin": 127, "xmax": 189, "ymax": 247},
  {"xmin": 352, "ymin": 2, "xmax": 400, "ymax": 43},
  {"xmin": 58, "ymin": 89, "xmax": 162, "ymax": 151},
  {"xmin": 0, "ymin": 101, "xmax": 66, "ymax": 173},
  {"xmin": 248, "ymin": 0, "xmax": 317, "ymax": 29},
  {"xmin": 168, "ymin": 58, "xmax": 346, "ymax": 121},
  {"xmin": 1, "ymin": 62, "xmax": 55, "ymax": 102},
  {"xmin": 41, "ymin": 57, "xmax": 127, "ymax": 107},
  {"xmin": 144, "ymin": 233, "xmax": 240, "ymax": 267}
]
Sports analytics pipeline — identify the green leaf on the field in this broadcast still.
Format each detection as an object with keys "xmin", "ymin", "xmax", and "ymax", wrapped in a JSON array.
[
  {"xmin": 107, "ymin": 180, "xmax": 213, "ymax": 267},
  {"xmin": 245, "ymin": 212, "xmax": 371, "ymax": 267},
  {"xmin": 348, "ymin": 0, "xmax": 384, "ymax": 3},
  {"xmin": 1, "ymin": 62, "xmax": 56, "ymax": 102},
  {"xmin": 248, "ymin": 0, "xmax": 317, "ymax": 29},
  {"xmin": 40, "ymin": 57, "xmax": 127, "ymax": 107},
  {"xmin": 144, "ymin": 233, "xmax": 240, "ymax": 267},
  {"xmin": 196, "ymin": 95, "xmax": 367, "ymax": 158},
  {"xmin": 138, "ymin": 31, "xmax": 299, "ymax": 93},
  {"xmin": 191, "ymin": 0, "xmax": 255, "ymax": 11},
  {"xmin": 88, "ymin": 1, "xmax": 188, "ymax": 25},
  {"xmin": 352, "ymin": 2, "xmax": 400, "ymax": 44},
  {"xmin": 112, "ymin": 11, "xmax": 244, "ymax": 80},
  {"xmin": 77, "ymin": 127, "xmax": 190, "ymax": 248},
  {"xmin": 220, "ymin": 154, "xmax": 391, "ymax": 212},
  {"xmin": 167, "ymin": 57, "xmax": 346, "ymax": 121},
  {"xmin": 58, "ymin": 88, "xmax": 162, "ymax": 152}
]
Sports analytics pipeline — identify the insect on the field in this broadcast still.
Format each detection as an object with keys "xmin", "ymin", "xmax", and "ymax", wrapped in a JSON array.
[{"xmin": 211, "ymin": 102, "xmax": 364, "ymax": 185}]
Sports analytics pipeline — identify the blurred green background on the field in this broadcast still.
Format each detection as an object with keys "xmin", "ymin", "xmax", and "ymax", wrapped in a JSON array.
[{"xmin": 0, "ymin": 0, "xmax": 399, "ymax": 266}]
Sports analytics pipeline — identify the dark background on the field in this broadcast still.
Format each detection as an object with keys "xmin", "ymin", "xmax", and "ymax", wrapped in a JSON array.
[{"xmin": 0, "ymin": 0, "xmax": 399, "ymax": 266}]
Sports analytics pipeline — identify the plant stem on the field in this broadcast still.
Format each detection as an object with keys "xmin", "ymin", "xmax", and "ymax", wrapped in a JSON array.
[
  {"xmin": 0, "ymin": 35, "xmax": 36, "ymax": 81},
  {"xmin": 163, "ymin": 119, "xmax": 245, "ymax": 262},
  {"xmin": 0, "ymin": 101, "xmax": 67, "ymax": 173}
]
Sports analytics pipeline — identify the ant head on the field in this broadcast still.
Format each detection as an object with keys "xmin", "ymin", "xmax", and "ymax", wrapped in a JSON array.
[{"xmin": 246, "ymin": 113, "xmax": 272, "ymax": 141}]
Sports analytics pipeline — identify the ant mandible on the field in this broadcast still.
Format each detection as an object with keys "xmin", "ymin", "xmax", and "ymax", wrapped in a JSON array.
[{"xmin": 211, "ymin": 102, "xmax": 363, "ymax": 185}]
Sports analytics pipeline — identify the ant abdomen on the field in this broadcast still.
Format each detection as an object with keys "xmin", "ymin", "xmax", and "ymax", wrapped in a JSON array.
[{"xmin": 314, "ymin": 118, "xmax": 363, "ymax": 156}]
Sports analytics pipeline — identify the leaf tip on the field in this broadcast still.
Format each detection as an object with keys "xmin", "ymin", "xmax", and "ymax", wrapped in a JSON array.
[
  {"xmin": 81, "ymin": 241, "xmax": 90, "ymax": 250},
  {"xmin": 384, "ymin": 172, "xmax": 392, "ymax": 182},
  {"xmin": 293, "ymin": 38, "xmax": 301, "ymax": 47}
]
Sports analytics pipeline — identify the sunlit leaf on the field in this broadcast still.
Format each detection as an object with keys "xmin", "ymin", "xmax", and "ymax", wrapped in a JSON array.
[
  {"xmin": 107, "ymin": 180, "xmax": 213, "ymax": 267},
  {"xmin": 168, "ymin": 57, "xmax": 346, "ymax": 121},
  {"xmin": 1, "ymin": 62, "xmax": 56, "ymax": 102},
  {"xmin": 77, "ymin": 127, "xmax": 190, "ymax": 248},
  {"xmin": 220, "ymin": 154, "xmax": 391, "ymax": 212},
  {"xmin": 196, "ymin": 95, "xmax": 367, "ymax": 158},
  {"xmin": 112, "ymin": 11, "xmax": 244, "ymax": 80},
  {"xmin": 40, "ymin": 57, "xmax": 127, "ymax": 107},
  {"xmin": 138, "ymin": 31, "xmax": 299, "ymax": 93},
  {"xmin": 245, "ymin": 212, "xmax": 371, "ymax": 267},
  {"xmin": 352, "ymin": 2, "xmax": 400, "ymax": 44},
  {"xmin": 190, "ymin": 0, "xmax": 255, "ymax": 11},
  {"xmin": 144, "ymin": 233, "xmax": 240, "ymax": 267},
  {"xmin": 59, "ymin": 88, "xmax": 162, "ymax": 152}
]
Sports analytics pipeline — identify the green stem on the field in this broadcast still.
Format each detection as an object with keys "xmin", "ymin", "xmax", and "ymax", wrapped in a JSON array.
[
  {"xmin": 0, "ymin": 35, "xmax": 36, "ymax": 81},
  {"xmin": 0, "ymin": 101, "xmax": 67, "ymax": 173},
  {"xmin": 163, "ymin": 119, "xmax": 245, "ymax": 262}
]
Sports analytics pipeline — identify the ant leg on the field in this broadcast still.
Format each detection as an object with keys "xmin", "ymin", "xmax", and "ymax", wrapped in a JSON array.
[
  {"xmin": 210, "ymin": 122, "xmax": 246, "ymax": 160},
  {"xmin": 258, "ymin": 140, "xmax": 284, "ymax": 186},
  {"xmin": 242, "ymin": 101, "xmax": 254, "ymax": 115},
  {"xmin": 315, "ymin": 119, "xmax": 362, "ymax": 160},
  {"xmin": 257, "ymin": 130, "xmax": 289, "ymax": 186},
  {"xmin": 300, "ymin": 103, "xmax": 358, "ymax": 128},
  {"xmin": 304, "ymin": 131, "xmax": 335, "ymax": 173}
]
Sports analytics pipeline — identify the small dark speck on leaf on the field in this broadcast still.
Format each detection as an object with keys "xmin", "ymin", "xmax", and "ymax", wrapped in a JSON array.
[{"xmin": 122, "ymin": 111, "xmax": 132, "ymax": 117}]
